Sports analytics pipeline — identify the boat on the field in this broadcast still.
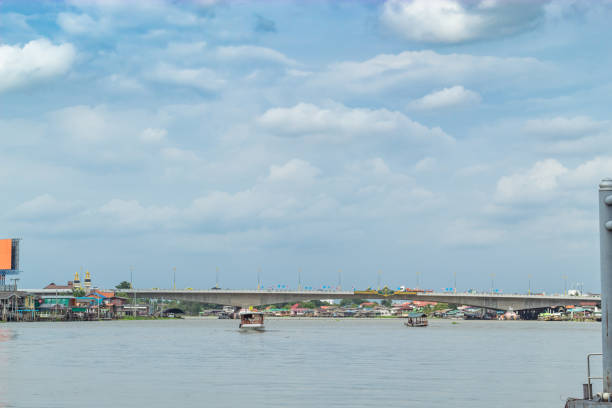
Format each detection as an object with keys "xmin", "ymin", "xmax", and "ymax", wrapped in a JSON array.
[
  {"xmin": 404, "ymin": 312, "xmax": 428, "ymax": 327},
  {"xmin": 239, "ymin": 309, "xmax": 265, "ymax": 331}
]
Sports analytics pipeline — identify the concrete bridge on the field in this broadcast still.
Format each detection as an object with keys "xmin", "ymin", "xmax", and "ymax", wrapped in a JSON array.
[{"xmin": 121, "ymin": 288, "xmax": 600, "ymax": 312}]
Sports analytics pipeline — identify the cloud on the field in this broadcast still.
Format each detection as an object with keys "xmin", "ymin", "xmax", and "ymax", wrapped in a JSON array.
[
  {"xmin": 258, "ymin": 102, "xmax": 453, "ymax": 143},
  {"xmin": 443, "ymin": 219, "xmax": 506, "ymax": 247},
  {"xmin": 57, "ymin": 12, "xmax": 103, "ymax": 35},
  {"xmin": 148, "ymin": 63, "xmax": 226, "ymax": 92},
  {"xmin": 523, "ymin": 116, "xmax": 606, "ymax": 139},
  {"xmin": 65, "ymin": 0, "xmax": 207, "ymax": 28},
  {"xmin": 324, "ymin": 50, "xmax": 548, "ymax": 93},
  {"xmin": 414, "ymin": 157, "xmax": 436, "ymax": 172},
  {"xmin": 216, "ymin": 45, "xmax": 297, "ymax": 65},
  {"xmin": 495, "ymin": 156, "xmax": 612, "ymax": 205},
  {"xmin": 0, "ymin": 39, "xmax": 76, "ymax": 93},
  {"xmin": 52, "ymin": 105, "xmax": 111, "ymax": 143},
  {"xmin": 165, "ymin": 41, "xmax": 207, "ymax": 56},
  {"xmin": 160, "ymin": 147, "xmax": 199, "ymax": 163},
  {"xmin": 254, "ymin": 14, "xmax": 276, "ymax": 33},
  {"xmin": 267, "ymin": 159, "xmax": 320, "ymax": 183},
  {"xmin": 409, "ymin": 85, "xmax": 481, "ymax": 110},
  {"xmin": 140, "ymin": 128, "xmax": 167, "ymax": 143},
  {"xmin": 11, "ymin": 194, "xmax": 82, "ymax": 220},
  {"xmin": 96, "ymin": 199, "xmax": 179, "ymax": 230},
  {"xmin": 380, "ymin": 0, "xmax": 546, "ymax": 44},
  {"xmin": 565, "ymin": 157, "xmax": 612, "ymax": 187},
  {"xmin": 496, "ymin": 159, "xmax": 568, "ymax": 204}
]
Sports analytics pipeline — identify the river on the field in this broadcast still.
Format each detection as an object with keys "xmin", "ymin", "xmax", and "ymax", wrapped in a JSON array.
[{"xmin": 0, "ymin": 318, "xmax": 601, "ymax": 407}]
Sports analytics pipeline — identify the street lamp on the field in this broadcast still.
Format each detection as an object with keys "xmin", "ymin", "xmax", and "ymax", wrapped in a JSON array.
[
  {"xmin": 338, "ymin": 269, "xmax": 342, "ymax": 290},
  {"xmin": 172, "ymin": 267, "xmax": 176, "ymax": 290},
  {"xmin": 130, "ymin": 266, "xmax": 135, "ymax": 317},
  {"xmin": 257, "ymin": 267, "xmax": 262, "ymax": 290},
  {"xmin": 528, "ymin": 274, "xmax": 532, "ymax": 295},
  {"xmin": 490, "ymin": 273, "xmax": 495, "ymax": 294},
  {"xmin": 453, "ymin": 271, "xmax": 457, "ymax": 294}
]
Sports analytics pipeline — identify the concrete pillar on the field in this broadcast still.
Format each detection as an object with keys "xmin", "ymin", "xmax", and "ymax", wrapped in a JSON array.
[{"xmin": 600, "ymin": 178, "xmax": 612, "ymax": 392}]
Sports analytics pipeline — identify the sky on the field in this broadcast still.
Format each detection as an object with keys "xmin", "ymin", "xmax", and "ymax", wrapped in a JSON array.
[{"xmin": 1, "ymin": 0, "xmax": 612, "ymax": 293}]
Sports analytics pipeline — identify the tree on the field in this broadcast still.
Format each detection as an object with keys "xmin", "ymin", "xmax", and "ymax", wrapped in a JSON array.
[
  {"xmin": 340, "ymin": 298, "xmax": 366, "ymax": 307},
  {"xmin": 72, "ymin": 287, "xmax": 86, "ymax": 297},
  {"xmin": 116, "ymin": 281, "xmax": 132, "ymax": 289},
  {"xmin": 381, "ymin": 299, "xmax": 392, "ymax": 307}
]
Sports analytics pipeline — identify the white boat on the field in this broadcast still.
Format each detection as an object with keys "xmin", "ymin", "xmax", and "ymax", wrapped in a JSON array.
[{"xmin": 239, "ymin": 309, "xmax": 265, "ymax": 331}]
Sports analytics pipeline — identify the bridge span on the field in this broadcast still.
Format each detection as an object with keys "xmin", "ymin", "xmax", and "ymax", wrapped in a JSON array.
[{"xmin": 122, "ymin": 289, "xmax": 600, "ymax": 311}]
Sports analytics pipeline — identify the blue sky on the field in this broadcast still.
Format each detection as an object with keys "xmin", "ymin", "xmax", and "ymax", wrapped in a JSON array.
[{"xmin": 1, "ymin": 0, "xmax": 611, "ymax": 293}]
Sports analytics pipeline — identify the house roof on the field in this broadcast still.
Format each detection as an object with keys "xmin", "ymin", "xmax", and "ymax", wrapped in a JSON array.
[
  {"xmin": 408, "ymin": 312, "xmax": 427, "ymax": 318},
  {"xmin": 90, "ymin": 290, "xmax": 114, "ymax": 298},
  {"xmin": 44, "ymin": 281, "xmax": 74, "ymax": 289}
]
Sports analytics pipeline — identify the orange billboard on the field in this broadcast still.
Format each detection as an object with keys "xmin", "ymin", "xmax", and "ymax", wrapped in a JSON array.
[{"xmin": 0, "ymin": 239, "xmax": 12, "ymax": 270}]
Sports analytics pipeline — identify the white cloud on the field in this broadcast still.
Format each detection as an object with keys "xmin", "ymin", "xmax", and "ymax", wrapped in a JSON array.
[
  {"xmin": 414, "ymin": 157, "xmax": 436, "ymax": 172},
  {"xmin": 523, "ymin": 116, "xmax": 606, "ymax": 139},
  {"xmin": 95, "ymin": 199, "xmax": 179, "ymax": 230},
  {"xmin": 258, "ymin": 102, "xmax": 453, "ymax": 143},
  {"xmin": 496, "ymin": 159, "xmax": 568, "ymax": 203},
  {"xmin": 409, "ymin": 85, "xmax": 481, "ymax": 110},
  {"xmin": 216, "ymin": 45, "xmax": 297, "ymax": 65},
  {"xmin": 53, "ymin": 105, "xmax": 111, "ymax": 143},
  {"xmin": 565, "ymin": 157, "xmax": 612, "ymax": 187},
  {"xmin": 65, "ymin": 0, "xmax": 206, "ymax": 28},
  {"xmin": 443, "ymin": 219, "xmax": 506, "ymax": 247},
  {"xmin": 160, "ymin": 147, "xmax": 199, "ymax": 162},
  {"xmin": 140, "ymin": 128, "xmax": 167, "ymax": 143},
  {"xmin": 495, "ymin": 156, "xmax": 612, "ymax": 205},
  {"xmin": 267, "ymin": 159, "xmax": 320, "ymax": 183},
  {"xmin": 324, "ymin": 50, "xmax": 547, "ymax": 93},
  {"xmin": 149, "ymin": 63, "xmax": 225, "ymax": 92},
  {"xmin": 57, "ymin": 12, "xmax": 103, "ymax": 35},
  {"xmin": 381, "ymin": 0, "xmax": 545, "ymax": 44},
  {"xmin": 0, "ymin": 39, "xmax": 76, "ymax": 93},
  {"xmin": 12, "ymin": 194, "xmax": 82, "ymax": 220},
  {"xmin": 166, "ymin": 41, "xmax": 207, "ymax": 56}
]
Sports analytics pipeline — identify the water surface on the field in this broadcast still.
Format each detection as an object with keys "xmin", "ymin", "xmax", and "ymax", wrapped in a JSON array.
[{"xmin": 0, "ymin": 318, "xmax": 600, "ymax": 407}]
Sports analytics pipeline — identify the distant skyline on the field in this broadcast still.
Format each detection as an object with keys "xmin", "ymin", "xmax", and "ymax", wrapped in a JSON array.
[{"xmin": 1, "ymin": 0, "xmax": 611, "ymax": 293}]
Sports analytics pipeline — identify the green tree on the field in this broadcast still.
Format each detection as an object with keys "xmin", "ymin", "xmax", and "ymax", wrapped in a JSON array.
[
  {"xmin": 115, "ymin": 281, "xmax": 132, "ymax": 289},
  {"xmin": 340, "ymin": 298, "xmax": 366, "ymax": 307},
  {"xmin": 381, "ymin": 299, "xmax": 392, "ymax": 307},
  {"xmin": 72, "ymin": 287, "xmax": 86, "ymax": 297}
]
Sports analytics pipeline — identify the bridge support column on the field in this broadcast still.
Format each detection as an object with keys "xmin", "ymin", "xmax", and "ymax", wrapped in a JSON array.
[{"xmin": 600, "ymin": 178, "xmax": 612, "ymax": 393}]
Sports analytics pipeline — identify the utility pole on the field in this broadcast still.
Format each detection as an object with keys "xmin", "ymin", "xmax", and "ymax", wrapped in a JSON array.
[
  {"xmin": 338, "ymin": 269, "xmax": 342, "ymax": 290},
  {"xmin": 130, "ymin": 266, "xmax": 135, "ymax": 317},
  {"xmin": 562, "ymin": 274, "xmax": 568, "ymax": 295},
  {"xmin": 528, "ymin": 274, "xmax": 532, "ymax": 295},
  {"xmin": 490, "ymin": 273, "xmax": 495, "ymax": 294},
  {"xmin": 453, "ymin": 271, "xmax": 457, "ymax": 294},
  {"xmin": 298, "ymin": 268, "xmax": 302, "ymax": 290},
  {"xmin": 215, "ymin": 267, "xmax": 219, "ymax": 289},
  {"xmin": 257, "ymin": 267, "xmax": 261, "ymax": 290},
  {"xmin": 172, "ymin": 267, "xmax": 176, "ymax": 290}
]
